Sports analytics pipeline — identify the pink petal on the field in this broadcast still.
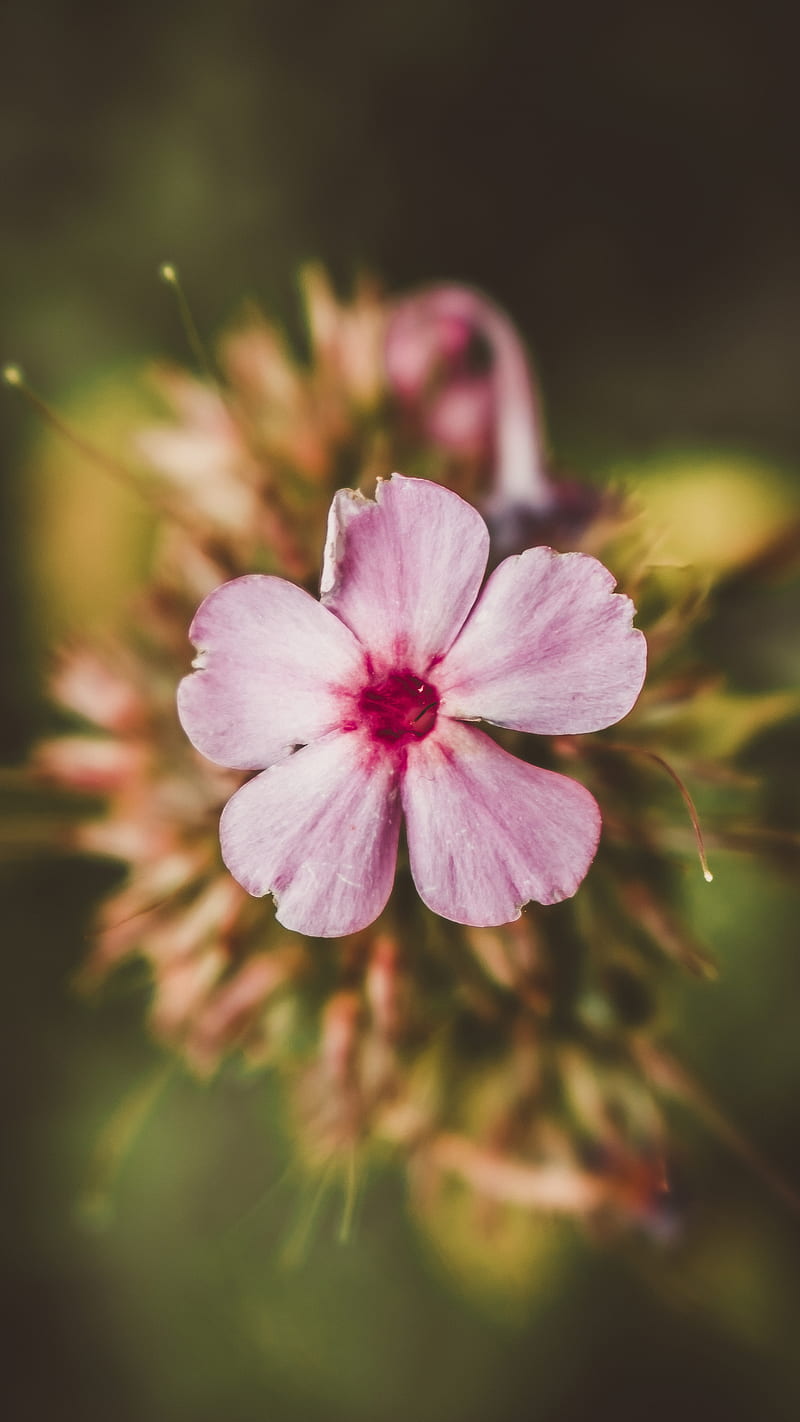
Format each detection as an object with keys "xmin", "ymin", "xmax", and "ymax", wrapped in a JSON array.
[
  {"xmin": 426, "ymin": 375, "xmax": 495, "ymax": 456},
  {"xmin": 437, "ymin": 548, "xmax": 647, "ymax": 735},
  {"xmin": 220, "ymin": 730, "xmax": 401, "ymax": 936},
  {"xmin": 178, "ymin": 575, "xmax": 365, "ymax": 769},
  {"xmin": 402, "ymin": 718, "xmax": 601, "ymax": 925},
  {"xmin": 320, "ymin": 474, "xmax": 489, "ymax": 673}
]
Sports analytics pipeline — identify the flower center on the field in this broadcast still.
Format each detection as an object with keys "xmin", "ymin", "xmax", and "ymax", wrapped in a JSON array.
[{"xmin": 359, "ymin": 670, "xmax": 439, "ymax": 744}]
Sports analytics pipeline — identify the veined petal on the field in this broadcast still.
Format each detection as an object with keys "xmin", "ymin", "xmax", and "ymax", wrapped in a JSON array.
[
  {"xmin": 437, "ymin": 548, "xmax": 646, "ymax": 734},
  {"xmin": 320, "ymin": 474, "xmax": 489, "ymax": 673},
  {"xmin": 402, "ymin": 719, "xmax": 601, "ymax": 925},
  {"xmin": 220, "ymin": 731, "xmax": 401, "ymax": 936},
  {"xmin": 178, "ymin": 575, "xmax": 365, "ymax": 770}
]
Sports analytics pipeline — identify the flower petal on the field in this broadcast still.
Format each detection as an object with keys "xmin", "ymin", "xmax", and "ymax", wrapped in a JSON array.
[
  {"xmin": 437, "ymin": 548, "xmax": 647, "ymax": 734},
  {"xmin": 220, "ymin": 731, "xmax": 401, "ymax": 936},
  {"xmin": 177, "ymin": 575, "xmax": 365, "ymax": 770},
  {"xmin": 320, "ymin": 474, "xmax": 489, "ymax": 673},
  {"xmin": 402, "ymin": 719, "xmax": 601, "ymax": 925}
]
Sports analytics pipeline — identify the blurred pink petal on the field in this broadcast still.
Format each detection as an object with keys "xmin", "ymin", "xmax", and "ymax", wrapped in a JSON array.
[
  {"xmin": 321, "ymin": 473, "xmax": 489, "ymax": 671},
  {"xmin": 386, "ymin": 285, "xmax": 553, "ymax": 514},
  {"xmin": 185, "ymin": 949, "xmax": 298, "ymax": 1075},
  {"xmin": 301, "ymin": 264, "xmax": 386, "ymax": 408},
  {"xmin": 220, "ymin": 731, "xmax": 402, "ymax": 936},
  {"xmin": 438, "ymin": 547, "xmax": 647, "ymax": 734},
  {"xmin": 138, "ymin": 369, "xmax": 261, "ymax": 535},
  {"xmin": 402, "ymin": 718, "xmax": 601, "ymax": 924},
  {"xmin": 177, "ymin": 574, "xmax": 365, "ymax": 769},
  {"xmin": 385, "ymin": 299, "xmax": 474, "ymax": 399},
  {"xmin": 52, "ymin": 647, "xmax": 145, "ymax": 731},
  {"xmin": 34, "ymin": 736, "xmax": 149, "ymax": 794},
  {"xmin": 426, "ymin": 375, "xmax": 495, "ymax": 455}
]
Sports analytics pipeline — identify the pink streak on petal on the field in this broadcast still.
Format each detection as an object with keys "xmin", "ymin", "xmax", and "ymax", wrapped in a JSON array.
[
  {"xmin": 320, "ymin": 474, "xmax": 489, "ymax": 673},
  {"xmin": 178, "ymin": 574, "xmax": 366, "ymax": 770},
  {"xmin": 402, "ymin": 719, "xmax": 601, "ymax": 925},
  {"xmin": 220, "ymin": 730, "xmax": 402, "ymax": 936},
  {"xmin": 437, "ymin": 548, "xmax": 647, "ymax": 735}
]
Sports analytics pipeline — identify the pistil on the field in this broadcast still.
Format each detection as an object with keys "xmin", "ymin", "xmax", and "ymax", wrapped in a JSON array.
[{"xmin": 359, "ymin": 671, "xmax": 440, "ymax": 744}]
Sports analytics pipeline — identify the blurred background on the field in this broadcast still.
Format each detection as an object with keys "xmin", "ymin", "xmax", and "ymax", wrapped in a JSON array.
[{"xmin": 2, "ymin": 1, "xmax": 800, "ymax": 1418}]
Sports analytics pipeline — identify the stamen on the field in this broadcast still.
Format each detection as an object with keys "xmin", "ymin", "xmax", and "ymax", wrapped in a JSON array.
[
  {"xmin": 360, "ymin": 671, "xmax": 439, "ymax": 743},
  {"xmin": 338, "ymin": 1144, "xmax": 360, "ymax": 1244},
  {"xmin": 158, "ymin": 261, "xmax": 254, "ymax": 464},
  {"xmin": 3, "ymin": 362, "xmax": 212, "ymax": 539},
  {"xmin": 604, "ymin": 742, "xmax": 714, "ymax": 883},
  {"xmin": 4, "ymin": 362, "xmax": 146, "ymax": 492},
  {"xmin": 159, "ymin": 261, "xmax": 216, "ymax": 385},
  {"xmin": 413, "ymin": 701, "xmax": 438, "ymax": 723}
]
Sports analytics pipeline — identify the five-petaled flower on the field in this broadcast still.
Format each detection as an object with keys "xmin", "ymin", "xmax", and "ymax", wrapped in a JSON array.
[{"xmin": 177, "ymin": 475, "xmax": 646, "ymax": 937}]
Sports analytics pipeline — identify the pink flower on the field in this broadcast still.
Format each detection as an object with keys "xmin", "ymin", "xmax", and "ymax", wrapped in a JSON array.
[
  {"xmin": 386, "ymin": 284, "xmax": 551, "ymax": 511},
  {"xmin": 385, "ymin": 286, "xmax": 602, "ymax": 558},
  {"xmin": 177, "ymin": 475, "xmax": 646, "ymax": 937}
]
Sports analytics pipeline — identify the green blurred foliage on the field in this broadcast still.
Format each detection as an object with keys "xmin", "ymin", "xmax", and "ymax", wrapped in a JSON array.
[{"xmin": 3, "ymin": 2, "xmax": 800, "ymax": 1419}]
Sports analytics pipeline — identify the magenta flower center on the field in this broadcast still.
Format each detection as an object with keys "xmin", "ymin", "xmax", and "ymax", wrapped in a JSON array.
[{"xmin": 359, "ymin": 671, "xmax": 439, "ymax": 744}]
